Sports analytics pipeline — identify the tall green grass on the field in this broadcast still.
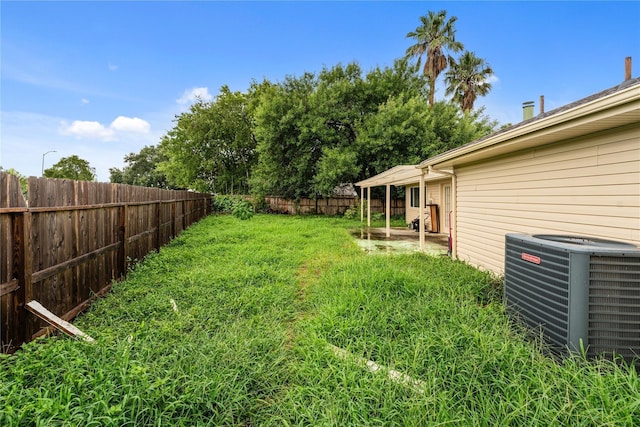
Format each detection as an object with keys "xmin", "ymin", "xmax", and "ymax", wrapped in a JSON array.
[
  {"xmin": 1, "ymin": 214, "xmax": 638, "ymax": 426},
  {"xmin": 284, "ymin": 254, "xmax": 640, "ymax": 425}
]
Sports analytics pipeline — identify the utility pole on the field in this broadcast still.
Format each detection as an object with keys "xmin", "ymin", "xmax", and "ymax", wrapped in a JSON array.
[{"xmin": 41, "ymin": 150, "xmax": 57, "ymax": 176}]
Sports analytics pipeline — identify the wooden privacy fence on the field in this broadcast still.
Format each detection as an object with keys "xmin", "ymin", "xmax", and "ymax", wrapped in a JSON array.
[
  {"xmin": 264, "ymin": 196, "xmax": 405, "ymax": 216},
  {"xmin": 0, "ymin": 173, "xmax": 211, "ymax": 353}
]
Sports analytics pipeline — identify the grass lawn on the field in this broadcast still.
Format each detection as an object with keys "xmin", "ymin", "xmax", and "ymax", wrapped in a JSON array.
[{"xmin": 1, "ymin": 214, "xmax": 638, "ymax": 426}]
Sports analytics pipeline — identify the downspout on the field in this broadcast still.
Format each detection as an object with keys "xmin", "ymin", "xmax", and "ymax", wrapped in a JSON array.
[{"xmin": 428, "ymin": 165, "xmax": 457, "ymax": 259}]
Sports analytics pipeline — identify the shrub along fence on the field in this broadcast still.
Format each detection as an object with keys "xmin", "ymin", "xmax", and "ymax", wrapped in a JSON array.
[
  {"xmin": 0, "ymin": 173, "xmax": 211, "ymax": 353},
  {"xmin": 263, "ymin": 196, "xmax": 405, "ymax": 216}
]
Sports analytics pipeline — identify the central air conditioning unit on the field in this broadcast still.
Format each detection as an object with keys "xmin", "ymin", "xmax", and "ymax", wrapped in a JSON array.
[{"xmin": 504, "ymin": 234, "xmax": 640, "ymax": 362}]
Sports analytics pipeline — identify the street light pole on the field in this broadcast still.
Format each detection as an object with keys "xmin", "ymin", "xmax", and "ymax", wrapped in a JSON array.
[{"xmin": 42, "ymin": 150, "xmax": 57, "ymax": 176}]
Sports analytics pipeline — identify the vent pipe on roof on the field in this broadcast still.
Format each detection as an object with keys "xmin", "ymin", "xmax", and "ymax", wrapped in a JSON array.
[
  {"xmin": 539, "ymin": 95, "xmax": 545, "ymax": 115},
  {"xmin": 625, "ymin": 57, "xmax": 632, "ymax": 80},
  {"xmin": 522, "ymin": 101, "xmax": 534, "ymax": 121}
]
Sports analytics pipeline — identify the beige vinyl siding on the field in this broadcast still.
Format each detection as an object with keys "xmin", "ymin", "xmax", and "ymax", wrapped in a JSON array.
[
  {"xmin": 405, "ymin": 179, "xmax": 451, "ymax": 226},
  {"xmin": 427, "ymin": 183, "xmax": 442, "ymax": 206},
  {"xmin": 454, "ymin": 125, "xmax": 640, "ymax": 274},
  {"xmin": 405, "ymin": 187, "xmax": 418, "ymax": 224},
  {"xmin": 428, "ymin": 179, "xmax": 450, "ymax": 231}
]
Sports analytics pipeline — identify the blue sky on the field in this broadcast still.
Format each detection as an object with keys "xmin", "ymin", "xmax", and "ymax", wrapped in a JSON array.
[{"xmin": 2, "ymin": 1, "xmax": 639, "ymax": 182}]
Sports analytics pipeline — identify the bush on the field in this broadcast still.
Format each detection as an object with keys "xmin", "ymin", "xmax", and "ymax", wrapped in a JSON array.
[
  {"xmin": 343, "ymin": 204, "xmax": 360, "ymax": 219},
  {"xmin": 212, "ymin": 195, "xmax": 235, "ymax": 213},
  {"xmin": 212, "ymin": 195, "xmax": 254, "ymax": 220},
  {"xmin": 232, "ymin": 199, "xmax": 254, "ymax": 220},
  {"xmin": 371, "ymin": 212, "xmax": 384, "ymax": 222}
]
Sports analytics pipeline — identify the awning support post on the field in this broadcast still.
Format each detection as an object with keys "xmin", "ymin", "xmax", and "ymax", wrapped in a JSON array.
[
  {"xmin": 360, "ymin": 187, "xmax": 364, "ymax": 222},
  {"xmin": 385, "ymin": 184, "xmax": 391, "ymax": 237},
  {"xmin": 367, "ymin": 187, "xmax": 371, "ymax": 227},
  {"xmin": 419, "ymin": 170, "xmax": 425, "ymax": 251}
]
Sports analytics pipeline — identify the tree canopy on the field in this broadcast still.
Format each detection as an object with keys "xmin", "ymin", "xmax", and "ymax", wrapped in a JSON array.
[
  {"xmin": 109, "ymin": 145, "xmax": 171, "ymax": 188},
  {"xmin": 158, "ymin": 86, "xmax": 257, "ymax": 193},
  {"xmin": 250, "ymin": 60, "xmax": 495, "ymax": 199},
  {"xmin": 405, "ymin": 10, "xmax": 464, "ymax": 106},
  {"xmin": 445, "ymin": 51, "xmax": 494, "ymax": 112},
  {"xmin": 250, "ymin": 61, "xmax": 430, "ymax": 199},
  {"xmin": 44, "ymin": 155, "xmax": 96, "ymax": 181}
]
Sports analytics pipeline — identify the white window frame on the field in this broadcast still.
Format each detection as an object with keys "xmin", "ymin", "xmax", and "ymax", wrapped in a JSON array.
[{"xmin": 410, "ymin": 187, "xmax": 420, "ymax": 208}]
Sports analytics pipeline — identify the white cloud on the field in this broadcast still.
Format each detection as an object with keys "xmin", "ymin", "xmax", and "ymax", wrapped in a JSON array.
[
  {"xmin": 81, "ymin": 98, "xmax": 90, "ymax": 105},
  {"xmin": 108, "ymin": 63, "xmax": 118, "ymax": 71},
  {"xmin": 59, "ymin": 116, "xmax": 151, "ymax": 141},
  {"xmin": 110, "ymin": 116, "xmax": 150, "ymax": 133},
  {"xmin": 176, "ymin": 87, "xmax": 212, "ymax": 105},
  {"xmin": 486, "ymin": 74, "xmax": 500, "ymax": 84},
  {"xmin": 2, "ymin": 111, "xmax": 160, "ymax": 181},
  {"xmin": 61, "ymin": 120, "xmax": 115, "ymax": 140}
]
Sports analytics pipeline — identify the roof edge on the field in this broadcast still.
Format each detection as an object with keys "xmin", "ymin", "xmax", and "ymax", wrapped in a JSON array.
[{"xmin": 419, "ymin": 78, "xmax": 640, "ymax": 169}]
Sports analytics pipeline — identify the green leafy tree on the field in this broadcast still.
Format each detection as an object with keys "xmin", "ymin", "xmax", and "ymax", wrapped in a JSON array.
[
  {"xmin": 357, "ymin": 98, "xmax": 496, "ymax": 178},
  {"xmin": 250, "ymin": 59, "xmax": 496, "ymax": 199},
  {"xmin": 109, "ymin": 145, "xmax": 171, "ymax": 188},
  {"xmin": 356, "ymin": 94, "xmax": 432, "ymax": 176},
  {"xmin": 445, "ymin": 51, "xmax": 494, "ymax": 112},
  {"xmin": 159, "ymin": 86, "xmax": 257, "ymax": 193},
  {"xmin": 422, "ymin": 101, "xmax": 496, "ymax": 155},
  {"xmin": 251, "ymin": 60, "xmax": 432, "ymax": 199},
  {"xmin": 405, "ymin": 10, "xmax": 464, "ymax": 106},
  {"xmin": 109, "ymin": 168, "xmax": 124, "ymax": 184},
  {"xmin": 362, "ymin": 58, "xmax": 428, "ymax": 105},
  {"xmin": 250, "ymin": 72, "xmax": 318, "ymax": 199},
  {"xmin": 43, "ymin": 155, "xmax": 96, "ymax": 181},
  {"xmin": 313, "ymin": 147, "xmax": 360, "ymax": 196},
  {"xmin": 309, "ymin": 63, "xmax": 365, "ymax": 147}
]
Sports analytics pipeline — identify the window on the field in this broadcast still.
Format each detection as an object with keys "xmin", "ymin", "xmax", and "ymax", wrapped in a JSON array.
[{"xmin": 410, "ymin": 187, "xmax": 420, "ymax": 208}]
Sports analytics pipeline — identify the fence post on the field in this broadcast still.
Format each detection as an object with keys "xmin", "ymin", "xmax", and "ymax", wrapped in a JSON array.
[
  {"xmin": 9, "ymin": 212, "xmax": 24, "ymax": 349},
  {"xmin": 182, "ymin": 200, "xmax": 186, "ymax": 232},
  {"xmin": 17, "ymin": 211, "xmax": 33, "ymax": 344},
  {"xmin": 155, "ymin": 199, "xmax": 161, "ymax": 251},
  {"xmin": 170, "ymin": 200, "xmax": 176, "ymax": 239},
  {"xmin": 118, "ymin": 204, "xmax": 128, "ymax": 276}
]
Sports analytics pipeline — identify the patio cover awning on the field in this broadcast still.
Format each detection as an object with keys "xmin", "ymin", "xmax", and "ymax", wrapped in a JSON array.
[
  {"xmin": 355, "ymin": 164, "xmax": 451, "ymax": 245},
  {"xmin": 355, "ymin": 165, "xmax": 446, "ymax": 188}
]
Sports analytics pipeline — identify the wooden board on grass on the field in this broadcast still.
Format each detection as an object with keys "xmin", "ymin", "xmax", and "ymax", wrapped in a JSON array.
[{"xmin": 25, "ymin": 300, "xmax": 95, "ymax": 343}]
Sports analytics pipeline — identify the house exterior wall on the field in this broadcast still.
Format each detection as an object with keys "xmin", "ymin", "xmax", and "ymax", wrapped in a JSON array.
[
  {"xmin": 454, "ymin": 125, "xmax": 640, "ymax": 274},
  {"xmin": 405, "ymin": 187, "xmax": 418, "ymax": 224},
  {"xmin": 405, "ymin": 178, "xmax": 452, "ymax": 230}
]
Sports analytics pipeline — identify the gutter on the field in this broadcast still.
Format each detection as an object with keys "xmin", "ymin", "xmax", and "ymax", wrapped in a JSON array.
[{"xmin": 419, "ymin": 79, "xmax": 640, "ymax": 170}]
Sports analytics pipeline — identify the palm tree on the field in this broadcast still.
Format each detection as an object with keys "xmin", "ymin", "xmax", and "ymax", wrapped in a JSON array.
[
  {"xmin": 405, "ymin": 10, "xmax": 464, "ymax": 107},
  {"xmin": 445, "ymin": 51, "xmax": 494, "ymax": 112}
]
